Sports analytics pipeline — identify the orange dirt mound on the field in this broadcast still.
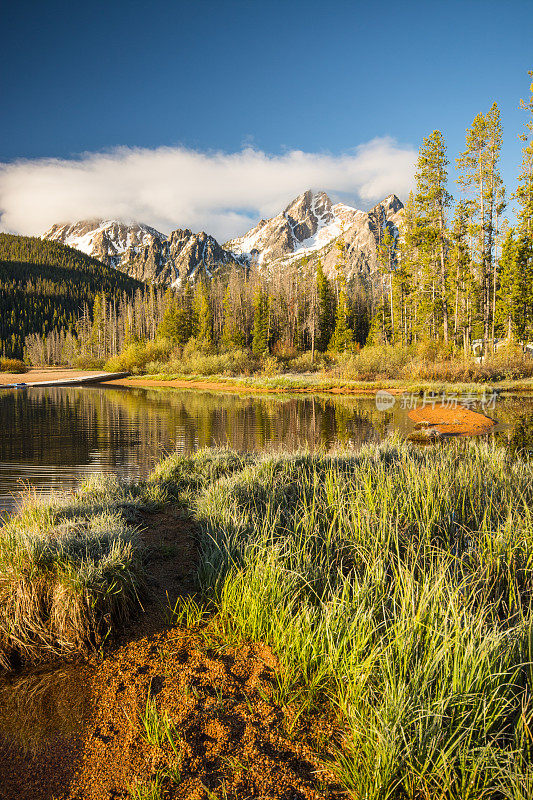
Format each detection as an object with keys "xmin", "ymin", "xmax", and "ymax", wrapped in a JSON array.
[
  {"xmin": 408, "ymin": 403, "xmax": 495, "ymax": 436},
  {"xmin": 66, "ymin": 627, "xmax": 342, "ymax": 800}
]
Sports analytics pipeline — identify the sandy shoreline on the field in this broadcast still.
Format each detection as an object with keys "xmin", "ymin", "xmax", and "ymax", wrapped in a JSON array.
[{"xmin": 0, "ymin": 369, "xmax": 126, "ymax": 386}]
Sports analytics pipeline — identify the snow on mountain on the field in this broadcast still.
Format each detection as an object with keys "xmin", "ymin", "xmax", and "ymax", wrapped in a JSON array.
[
  {"xmin": 226, "ymin": 190, "xmax": 355, "ymax": 264},
  {"xmin": 42, "ymin": 219, "xmax": 166, "ymax": 266},
  {"xmin": 226, "ymin": 190, "xmax": 404, "ymax": 279},
  {"xmin": 42, "ymin": 219, "xmax": 242, "ymax": 284},
  {"xmin": 41, "ymin": 190, "xmax": 404, "ymax": 286}
]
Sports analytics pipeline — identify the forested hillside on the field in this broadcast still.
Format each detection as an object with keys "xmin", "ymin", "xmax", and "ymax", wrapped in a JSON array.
[{"xmin": 0, "ymin": 234, "xmax": 145, "ymax": 357}]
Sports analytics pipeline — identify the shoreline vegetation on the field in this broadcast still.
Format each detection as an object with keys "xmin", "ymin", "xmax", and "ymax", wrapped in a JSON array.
[
  {"xmin": 3, "ymin": 440, "xmax": 533, "ymax": 796},
  {"xmin": 104, "ymin": 367, "xmax": 533, "ymax": 396},
  {"xmin": 4, "ymin": 358, "xmax": 533, "ymax": 397}
]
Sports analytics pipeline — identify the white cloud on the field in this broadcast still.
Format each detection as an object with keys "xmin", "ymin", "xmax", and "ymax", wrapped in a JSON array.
[{"xmin": 0, "ymin": 138, "xmax": 416, "ymax": 241}]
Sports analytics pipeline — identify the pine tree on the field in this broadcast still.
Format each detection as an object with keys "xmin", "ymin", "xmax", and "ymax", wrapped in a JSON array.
[
  {"xmin": 89, "ymin": 292, "xmax": 105, "ymax": 358},
  {"xmin": 414, "ymin": 130, "xmax": 452, "ymax": 342},
  {"xmin": 394, "ymin": 192, "xmax": 418, "ymax": 345},
  {"xmin": 316, "ymin": 260, "xmax": 333, "ymax": 351},
  {"xmin": 498, "ymin": 230, "xmax": 533, "ymax": 342},
  {"xmin": 377, "ymin": 228, "xmax": 397, "ymax": 343},
  {"xmin": 222, "ymin": 281, "xmax": 245, "ymax": 349},
  {"xmin": 157, "ymin": 287, "xmax": 196, "ymax": 345},
  {"xmin": 252, "ymin": 288, "xmax": 269, "ymax": 356},
  {"xmin": 517, "ymin": 72, "xmax": 533, "ymax": 236},
  {"xmin": 330, "ymin": 236, "xmax": 355, "ymax": 351},
  {"xmin": 329, "ymin": 273, "xmax": 354, "ymax": 352},
  {"xmin": 157, "ymin": 290, "xmax": 181, "ymax": 342},
  {"xmin": 449, "ymin": 202, "xmax": 475, "ymax": 352},
  {"xmin": 195, "ymin": 280, "xmax": 212, "ymax": 349},
  {"xmin": 457, "ymin": 103, "xmax": 504, "ymax": 352}
]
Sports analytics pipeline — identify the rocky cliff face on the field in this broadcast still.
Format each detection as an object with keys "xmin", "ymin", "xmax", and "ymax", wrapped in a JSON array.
[
  {"xmin": 42, "ymin": 220, "xmax": 165, "ymax": 269},
  {"xmin": 226, "ymin": 190, "xmax": 404, "ymax": 281},
  {"xmin": 42, "ymin": 220, "xmax": 242, "ymax": 285}
]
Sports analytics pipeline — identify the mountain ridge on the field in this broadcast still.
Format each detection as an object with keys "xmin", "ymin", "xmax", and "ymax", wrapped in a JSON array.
[
  {"xmin": 43, "ymin": 220, "xmax": 243, "ymax": 286},
  {"xmin": 0, "ymin": 232, "xmax": 145, "ymax": 357},
  {"xmin": 42, "ymin": 190, "xmax": 404, "ymax": 285}
]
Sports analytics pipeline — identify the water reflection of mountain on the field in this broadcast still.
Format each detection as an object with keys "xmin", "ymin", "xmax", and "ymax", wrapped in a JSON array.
[{"xmin": 1, "ymin": 386, "xmax": 533, "ymax": 513}]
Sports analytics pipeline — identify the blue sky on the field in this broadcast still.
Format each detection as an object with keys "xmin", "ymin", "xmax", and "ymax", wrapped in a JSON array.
[{"xmin": 1, "ymin": 0, "xmax": 532, "ymax": 237}]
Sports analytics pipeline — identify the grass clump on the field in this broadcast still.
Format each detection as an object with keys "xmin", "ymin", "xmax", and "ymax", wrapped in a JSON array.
[{"xmin": 0, "ymin": 474, "xmax": 147, "ymax": 668}]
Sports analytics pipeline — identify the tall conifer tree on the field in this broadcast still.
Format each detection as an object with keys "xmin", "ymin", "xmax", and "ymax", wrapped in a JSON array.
[
  {"xmin": 414, "ymin": 130, "xmax": 452, "ymax": 342},
  {"xmin": 457, "ymin": 103, "xmax": 504, "ymax": 351}
]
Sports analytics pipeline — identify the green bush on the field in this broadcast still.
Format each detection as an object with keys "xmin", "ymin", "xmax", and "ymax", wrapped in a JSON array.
[
  {"xmin": 0, "ymin": 357, "xmax": 28, "ymax": 373},
  {"xmin": 157, "ymin": 345, "xmax": 256, "ymax": 377},
  {"xmin": 73, "ymin": 354, "xmax": 106, "ymax": 370},
  {"xmin": 333, "ymin": 345, "xmax": 414, "ymax": 380},
  {"xmin": 287, "ymin": 351, "xmax": 326, "ymax": 373},
  {"xmin": 104, "ymin": 339, "xmax": 173, "ymax": 374}
]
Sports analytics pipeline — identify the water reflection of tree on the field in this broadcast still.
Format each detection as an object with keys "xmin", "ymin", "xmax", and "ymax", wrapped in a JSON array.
[
  {"xmin": 493, "ymin": 398, "xmax": 533, "ymax": 456},
  {"xmin": 12, "ymin": 387, "xmax": 531, "ymax": 510}
]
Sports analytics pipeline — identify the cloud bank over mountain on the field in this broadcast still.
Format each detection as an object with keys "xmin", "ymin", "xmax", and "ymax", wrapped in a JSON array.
[{"xmin": 0, "ymin": 138, "xmax": 416, "ymax": 241}]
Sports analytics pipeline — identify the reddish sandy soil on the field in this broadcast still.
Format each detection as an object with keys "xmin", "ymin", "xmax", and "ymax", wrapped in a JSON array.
[
  {"xmin": 0, "ymin": 369, "xmax": 114, "ymax": 385},
  {"xmin": 0, "ymin": 508, "xmax": 343, "ymax": 800},
  {"xmin": 408, "ymin": 403, "xmax": 495, "ymax": 436}
]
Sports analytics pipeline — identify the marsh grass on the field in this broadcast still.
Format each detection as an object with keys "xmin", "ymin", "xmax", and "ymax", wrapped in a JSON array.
[
  {"xmin": 4, "ymin": 439, "xmax": 533, "ymax": 796},
  {"xmin": 0, "ymin": 474, "xmax": 148, "ymax": 668},
  {"xmin": 180, "ymin": 440, "xmax": 533, "ymax": 798}
]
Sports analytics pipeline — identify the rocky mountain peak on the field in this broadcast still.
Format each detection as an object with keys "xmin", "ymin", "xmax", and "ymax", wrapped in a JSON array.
[
  {"xmin": 376, "ymin": 194, "xmax": 403, "ymax": 215},
  {"xmin": 225, "ymin": 190, "xmax": 404, "ymax": 280},
  {"xmin": 282, "ymin": 190, "xmax": 334, "ymax": 244},
  {"xmin": 42, "ymin": 219, "xmax": 166, "ymax": 265},
  {"xmin": 42, "ymin": 218, "xmax": 243, "ymax": 285}
]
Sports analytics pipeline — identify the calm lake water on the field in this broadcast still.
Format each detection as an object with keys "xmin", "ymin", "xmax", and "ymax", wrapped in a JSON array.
[{"xmin": 0, "ymin": 384, "xmax": 532, "ymax": 515}]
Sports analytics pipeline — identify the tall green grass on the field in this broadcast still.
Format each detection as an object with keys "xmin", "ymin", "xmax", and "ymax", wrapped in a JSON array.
[
  {"xmin": 4, "ymin": 439, "xmax": 533, "ymax": 796},
  {"xmin": 183, "ymin": 440, "xmax": 533, "ymax": 798}
]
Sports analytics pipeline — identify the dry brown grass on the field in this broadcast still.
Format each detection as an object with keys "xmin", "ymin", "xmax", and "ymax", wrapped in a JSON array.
[{"xmin": 0, "ymin": 358, "xmax": 27, "ymax": 373}]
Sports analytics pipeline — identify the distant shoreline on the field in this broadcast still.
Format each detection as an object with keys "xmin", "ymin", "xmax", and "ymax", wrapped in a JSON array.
[
  {"xmin": 3, "ymin": 367, "xmax": 533, "ymax": 398},
  {"xmin": 102, "ymin": 372, "xmax": 533, "ymax": 397}
]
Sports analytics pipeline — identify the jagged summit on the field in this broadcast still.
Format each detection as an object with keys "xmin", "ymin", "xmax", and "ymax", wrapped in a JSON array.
[
  {"xmin": 43, "ymin": 219, "xmax": 165, "ymax": 264},
  {"xmin": 42, "ymin": 219, "xmax": 242, "ymax": 285},
  {"xmin": 227, "ymin": 190, "xmax": 404, "ymax": 278},
  {"xmin": 226, "ymin": 189, "xmax": 353, "ymax": 264}
]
